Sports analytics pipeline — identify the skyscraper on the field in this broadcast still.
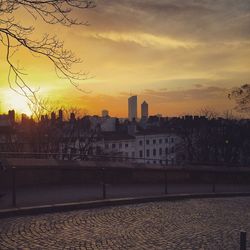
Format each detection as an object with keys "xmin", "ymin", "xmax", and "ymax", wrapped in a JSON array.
[
  {"xmin": 141, "ymin": 101, "xmax": 148, "ymax": 119},
  {"xmin": 128, "ymin": 95, "xmax": 137, "ymax": 121}
]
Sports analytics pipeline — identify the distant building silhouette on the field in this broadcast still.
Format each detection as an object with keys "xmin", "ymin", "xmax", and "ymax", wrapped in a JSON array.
[
  {"xmin": 8, "ymin": 110, "xmax": 15, "ymax": 124},
  {"xmin": 101, "ymin": 117, "xmax": 116, "ymax": 132},
  {"xmin": 51, "ymin": 112, "xmax": 56, "ymax": 122},
  {"xmin": 141, "ymin": 101, "xmax": 148, "ymax": 119},
  {"xmin": 102, "ymin": 110, "xmax": 109, "ymax": 117},
  {"xmin": 21, "ymin": 113, "xmax": 29, "ymax": 124},
  {"xmin": 128, "ymin": 95, "xmax": 137, "ymax": 121},
  {"xmin": 70, "ymin": 112, "xmax": 76, "ymax": 122},
  {"xmin": 58, "ymin": 109, "xmax": 63, "ymax": 121}
]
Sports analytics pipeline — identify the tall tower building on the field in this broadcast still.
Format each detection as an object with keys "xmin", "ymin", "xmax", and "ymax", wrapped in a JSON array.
[
  {"xmin": 128, "ymin": 95, "xmax": 137, "ymax": 121},
  {"xmin": 141, "ymin": 101, "xmax": 148, "ymax": 119}
]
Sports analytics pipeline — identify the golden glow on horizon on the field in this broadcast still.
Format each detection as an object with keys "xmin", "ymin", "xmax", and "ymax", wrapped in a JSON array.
[{"xmin": 3, "ymin": 90, "xmax": 32, "ymax": 116}]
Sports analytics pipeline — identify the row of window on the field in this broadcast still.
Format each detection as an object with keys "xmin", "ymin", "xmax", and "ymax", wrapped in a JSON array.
[
  {"xmin": 145, "ymin": 159, "xmax": 175, "ymax": 165},
  {"xmin": 104, "ymin": 137, "xmax": 176, "ymax": 150},
  {"xmin": 139, "ymin": 147, "xmax": 175, "ymax": 158},
  {"xmin": 138, "ymin": 138, "xmax": 175, "ymax": 146},
  {"xmin": 105, "ymin": 143, "xmax": 129, "ymax": 149}
]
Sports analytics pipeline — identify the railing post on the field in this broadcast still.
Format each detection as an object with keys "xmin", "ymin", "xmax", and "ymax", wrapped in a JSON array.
[
  {"xmin": 240, "ymin": 231, "xmax": 247, "ymax": 250},
  {"xmin": 102, "ymin": 168, "xmax": 106, "ymax": 199},
  {"xmin": 12, "ymin": 167, "xmax": 16, "ymax": 207},
  {"xmin": 164, "ymin": 170, "xmax": 168, "ymax": 195},
  {"xmin": 212, "ymin": 172, "xmax": 216, "ymax": 193}
]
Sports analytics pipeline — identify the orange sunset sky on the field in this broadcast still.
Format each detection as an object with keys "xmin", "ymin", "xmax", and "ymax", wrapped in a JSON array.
[{"xmin": 1, "ymin": 0, "xmax": 250, "ymax": 117}]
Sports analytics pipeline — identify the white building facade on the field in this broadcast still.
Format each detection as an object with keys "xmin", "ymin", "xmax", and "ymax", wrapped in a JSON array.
[
  {"xmin": 97, "ymin": 132, "xmax": 181, "ymax": 166},
  {"xmin": 59, "ymin": 130, "xmax": 182, "ymax": 166},
  {"xmin": 135, "ymin": 133, "xmax": 180, "ymax": 165}
]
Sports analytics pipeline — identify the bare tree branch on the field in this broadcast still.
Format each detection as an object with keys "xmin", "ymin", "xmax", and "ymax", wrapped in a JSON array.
[{"xmin": 0, "ymin": 0, "xmax": 95, "ymax": 111}]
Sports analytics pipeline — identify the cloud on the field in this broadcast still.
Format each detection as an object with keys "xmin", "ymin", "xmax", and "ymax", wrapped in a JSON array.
[
  {"xmin": 142, "ymin": 86, "xmax": 227, "ymax": 102},
  {"xmin": 87, "ymin": 0, "xmax": 250, "ymax": 43},
  {"xmin": 89, "ymin": 32, "xmax": 198, "ymax": 49}
]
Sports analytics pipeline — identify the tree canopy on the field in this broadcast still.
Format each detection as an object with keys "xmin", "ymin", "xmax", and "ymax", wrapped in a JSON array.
[{"xmin": 229, "ymin": 84, "xmax": 250, "ymax": 113}]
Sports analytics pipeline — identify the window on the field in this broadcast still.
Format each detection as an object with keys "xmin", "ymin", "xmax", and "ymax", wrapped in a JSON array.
[
  {"xmin": 119, "ymin": 143, "xmax": 122, "ymax": 148},
  {"xmin": 125, "ymin": 143, "xmax": 128, "ymax": 148},
  {"xmin": 165, "ymin": 147, "xmax": 168, "ymax": 154},
  {"xmin": 171, "ymin": 138, "xmax": 174, "ymax": 143},
  {"xmin": 112, "ymin": 143, "xmax": 116, "ymax": 148},
  {"xmin": 159, "ymin": 139, "xmax": 162, "ymax": 144},
  {"xmin": 153, "ymin": 149, "xmax": 156, "ymax": 156},
  {"xmin": 146, "ymin": 149, "xmax": 150, "ymax": 157},
  {"xmin": 139, "ymin": 140, "xmax": 143, "ymax": 146},
  {"xmin": 146, "ymin": 140, "xmax": 149, "ymax": 145},
  {"xmin": 171, "ymin": 147, "xmax": 174, "ymax": 153},
  {"xmin": 159, "ymin": 148, "xmax": 162, "ymax": 156},
  {"xmin": 165, "ymin": 138, "xmax": 168, "ymax": 143},
  {"xmin": 139, "ymin": 150, "xmax": 143, "ymax": 158},
  {"xmin": 153, "ymin": 139, "xmax": 156, "ymax": 144}
]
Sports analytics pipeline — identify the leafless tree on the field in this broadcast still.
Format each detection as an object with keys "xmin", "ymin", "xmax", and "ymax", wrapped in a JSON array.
[
  {"xmin": 199, "ymin": 107, "xmax": 218, "ymax": 120},
  {"xmin": 0, "ymin": 0, "xmax": 95, "ymax": 106},
  {"xmin": 28, "ymin": 96, "xmax": 50, "ymax": 120}
]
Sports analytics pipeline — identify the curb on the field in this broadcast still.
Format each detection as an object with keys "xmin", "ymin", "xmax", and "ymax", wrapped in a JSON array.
[{"xmin": 1, "ymin": 192, "xmax": 250, "ymax": 218}]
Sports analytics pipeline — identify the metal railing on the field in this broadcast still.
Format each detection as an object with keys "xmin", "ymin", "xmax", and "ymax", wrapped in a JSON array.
[{"xmin": 5, "ymin": 164, "xmax": 250, "ymax": 208}]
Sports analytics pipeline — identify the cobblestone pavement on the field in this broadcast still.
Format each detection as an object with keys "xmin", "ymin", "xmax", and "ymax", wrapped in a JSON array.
[{"xmin": 0, "ymin": 197, "xmax": 250, "ymax": 250}]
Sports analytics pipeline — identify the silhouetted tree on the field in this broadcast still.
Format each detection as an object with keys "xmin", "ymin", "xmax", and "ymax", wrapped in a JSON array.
[{"xmin": 229, "ymin": 84, "xmax": 250, "ymax": 113}]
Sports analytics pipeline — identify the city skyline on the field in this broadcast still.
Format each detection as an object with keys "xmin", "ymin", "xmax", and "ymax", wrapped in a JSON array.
[{"xmin": 1, "ymin": 1, "xmax": 249, "ymax": 116}]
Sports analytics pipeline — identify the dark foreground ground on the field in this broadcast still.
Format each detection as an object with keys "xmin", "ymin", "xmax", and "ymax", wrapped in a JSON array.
[{"xmin": 0, "ymin": 197, "xmax": 249, "ymax": 250}]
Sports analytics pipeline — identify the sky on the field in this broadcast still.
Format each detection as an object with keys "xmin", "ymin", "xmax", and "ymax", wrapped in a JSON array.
[{"xmin": 1, "ymin": 0, "xmax": 250, "ymax": 117}]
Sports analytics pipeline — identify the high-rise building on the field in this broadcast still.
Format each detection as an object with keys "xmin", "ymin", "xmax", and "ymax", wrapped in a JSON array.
[
  {"xmin": 141, "ymin": 101, "xmax": 148, "ymax": 119},
  {"xmin": 128, "ymin": 95, "xmax": 137, "ymax": 121},
  {"xmin": 102, "ymin": 110, "xmax": 109, "ymax": 117}
]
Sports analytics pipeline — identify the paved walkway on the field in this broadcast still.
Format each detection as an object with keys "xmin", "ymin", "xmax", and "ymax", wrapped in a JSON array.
[{"xmin": 0, "ymin": 197, "xmax": 250, "ymax": 249}]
